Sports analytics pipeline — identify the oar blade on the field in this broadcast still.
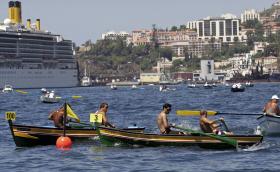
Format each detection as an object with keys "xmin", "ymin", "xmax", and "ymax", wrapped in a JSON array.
[
  {"xmin": 176, "ymin": 110, "xmax": 217, "ymax": 116},
  {"xmin": 72, "ymin": 95, "xmax": 82, "ymax": 99},
  {"xmin": 15, "ymin": 90, "xmax": 28, "ymax": 94}
]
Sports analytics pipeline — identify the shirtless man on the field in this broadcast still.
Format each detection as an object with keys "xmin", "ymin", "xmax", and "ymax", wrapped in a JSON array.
[
  {"xmin": 263, "ymin": 95, "xmax": 280, "ymax": 115},
  {"xmin": 199, "ymin": 110, "xmax": 232, "ymax": 135},
  {"xmin": 48, "ymin": 106, "xmax": 65, "ymax": 128},
  {"xmin": 157, "ymin": 103, "xmax": 173, "ymax": 134},
  {"xmin": 96, "ymin": 102, "xmax": 115, "ymax": 128}
]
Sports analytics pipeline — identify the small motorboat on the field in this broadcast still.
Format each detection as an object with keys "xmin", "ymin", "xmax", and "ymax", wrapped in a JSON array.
[
  {"xmin": 111, "ymin": 85, "xmax": 117, "ymax": 90},
  {"xmin": 2, "ymin": 84, "xmax": 13, "ymax": 93},
  {"xmin": 231, "ymin": 83, "xmax": 245, "ymax": 92},
  {"xmin": 257, "ymin": 113, "xmax": 280, "ymax": 136},
  {"xmin": 187, "ymin": 84, "xmax": 196, "ymax": 88},
  {"xmin": 98, "ymin": 126, "xmax": 263, "ymax": 149},
  {"xmin": 245, "ymin": 82, "xmax": 254, "ymax": 87},
  {"xmin": 131, "ymin": 85, "xmax": 137, "ymax": 89},
  {"xmin": 40, "ymin": 90, "xmax": 60, "ymax": 103},
  {"xmin": 203, "ymin": 82, "xmax": 213, "ymax": 89}
]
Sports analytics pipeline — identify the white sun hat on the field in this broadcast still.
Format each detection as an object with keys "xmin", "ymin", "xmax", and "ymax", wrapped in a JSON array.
[{"xmin": 271, "ymin": 95, "xmax": 279, "ymax": 100}]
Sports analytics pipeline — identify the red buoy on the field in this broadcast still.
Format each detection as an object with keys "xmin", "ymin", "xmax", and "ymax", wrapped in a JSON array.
[{"xmin": 56, "ymin": 136, "xmax": 72, "ymax": 149}]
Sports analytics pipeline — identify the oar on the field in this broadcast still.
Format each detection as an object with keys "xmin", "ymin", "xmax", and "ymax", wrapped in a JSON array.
[
  {"xmin": 72, "ymin": 95, "xmax": 82, "ymax": 99},
  {"xmin": 172, "ymin": 125, "xmax": 238, "ymax": 148},
  {"xmin": 176, "ymin": 110, "xmax": 262, "ymax": 116},
  {"xmin": 15, "ymin": 90, "xmax": 28, "ymax": 94}
]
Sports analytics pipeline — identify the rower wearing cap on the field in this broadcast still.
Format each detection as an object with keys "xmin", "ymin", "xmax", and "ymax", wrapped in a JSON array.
[{"xmin": 263, "ymin": 95, "xmax": 280, "ymax": 115}]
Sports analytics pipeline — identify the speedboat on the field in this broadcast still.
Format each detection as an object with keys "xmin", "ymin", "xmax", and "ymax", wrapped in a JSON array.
[
  {"xmin": 187, "ymin": 84, "xmax": 196, "ymax": 88},
  {"xmin": 111, "ymin": 85, "xmax": 117, "ymax": 90},
  {"xmin": 245, "ymin": 82, "xmax": 254, "ymax": 87},
  {"xmin": 2, "ymin": 84, "xmax": 13, "ymax": 93},
  {"xmin": 131, "ymin": 85, "xmax": 137, "ymax": 89},
  {"xmin": 257, "ymin": 114, "xmax": 280, "ymax": 136},
  {"xmin": 203, "ymin": 82, "xmax": 213, "ymax": 89},
  {"xmin": 231, "ymin": 83, "xmax": 245, "ymax": 92}
]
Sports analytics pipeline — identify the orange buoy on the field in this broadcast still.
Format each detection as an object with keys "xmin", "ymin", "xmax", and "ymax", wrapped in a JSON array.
[{"xmin": 56, "ymin": 136, "xmax": 72, "ymax": 149}]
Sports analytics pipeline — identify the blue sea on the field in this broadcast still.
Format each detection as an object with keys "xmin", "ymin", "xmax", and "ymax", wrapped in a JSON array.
[{"xmin": 0, "ymin": 83, "xmax": 280, "ymax": 172}]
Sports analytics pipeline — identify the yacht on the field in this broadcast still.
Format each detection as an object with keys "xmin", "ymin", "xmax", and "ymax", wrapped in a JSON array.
[{"xmin": 2, "ymin": 84, "xmax": 13, "ymax": 93}]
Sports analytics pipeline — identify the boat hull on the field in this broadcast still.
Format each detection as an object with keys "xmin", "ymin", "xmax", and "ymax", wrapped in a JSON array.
[
  {"xmin": 8, "ymin": 121, "xmax": 145, "ymax": 147},
  {"xmin": 258, "ymin": 114, "xmax": 280, "ymax": 136},
  {"xmin": 99, "ymin": 127, "xmax": 263, "ymax": 149},
  {"xmin": 231, "ymin": 87, "xmax": 245, "ymax": 92}
]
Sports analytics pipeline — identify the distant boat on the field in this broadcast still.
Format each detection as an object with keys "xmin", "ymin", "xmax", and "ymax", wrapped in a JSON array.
[
  {"xmin": 245, "ymin": 82, "xmax": 254, "ymax": 87},
  {"xmin": 187, "ymin": 84, "xmax": 196, "ymax": 88},
  {"xmin": 40, "ymin": 90, "xmax": 60, "ymax": 103},
  {"xmin": 2, "ymin": 84, "xmax": 13, "ymax": 93},
  {"xmin": 231, "ymin": 83, "xmax": 245, "ymax": 92},
  {"xmin": 80, "ymin": 64, "xmax": 91, "ymax": 87},
  {"xmin": 111, "ymin": 85, "xmax": 117, "ymax": 90},
  {"xmin": 203, "ymin": 82, "xmax": 213, "ymax": 89},
  {"xmin": 131, "ymin": 85, "xmax": 137, "ymax": 89}
]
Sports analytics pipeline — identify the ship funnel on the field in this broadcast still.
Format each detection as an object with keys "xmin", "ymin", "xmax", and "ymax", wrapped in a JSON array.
[
  {"xmin": 27, "ymin": 19, "xmax": 31, "ymax": 29},
  {"xmin": 14, "ymin": 1, "xmax": 22, "ymax": 24},
  {"xmin": 8, "ymin": 1, "xmax": 22, "ymax": 24},
  {"xmin": 36, "ymin": 19, "xmax": 41, "ymax": 30},
  {"xmin": 8, "ymin": 1, "xmax": 15, "ymax": 23}
]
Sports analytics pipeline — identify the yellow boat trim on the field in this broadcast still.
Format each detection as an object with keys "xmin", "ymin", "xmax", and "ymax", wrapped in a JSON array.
[{"xmin": 14, "ymin": 132, "xmax": 39, "ymax": 140}]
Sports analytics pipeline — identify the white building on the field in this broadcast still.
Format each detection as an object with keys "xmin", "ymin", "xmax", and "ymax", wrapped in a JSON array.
[
  {"xmin": 241, "ymin": 9, "xmax": 260, "ymax": 23},
  {"xmin": 200, "ymin": 60, "xmax": 217, "ymax": 80},
  {"xmin": 194, "ymin": 14, "xmax": 242, "ymax": 43},
  {"xmin": 273, "ymin": 0, "xmax": 280, "ymax": 6},
  {"xmin": 186, "ymin": 21, "xmax": 197, "ymax": 30},
  {"xmin": 101, "ymin": 31, "xmax": 130, "ymax": 40}
]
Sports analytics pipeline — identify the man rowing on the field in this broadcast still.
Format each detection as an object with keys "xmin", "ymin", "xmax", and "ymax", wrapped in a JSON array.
[
  {"xmin": 199, "ymin": 110, "xmax": 233, "ymax": 135},
  {"xmin": 157, "ymin": 103, "xmax": 183, "ymax": 134},
  {"xmin": 48, "ymin": 104, "xmax": 80, "ymax": 128},
  {"xmin": 95, "ymin": 102, "xmax": 115, "ymax": 128},
  {"xmin": 263, "ymin": 95, "xmax": 280, "ymax": 116}
]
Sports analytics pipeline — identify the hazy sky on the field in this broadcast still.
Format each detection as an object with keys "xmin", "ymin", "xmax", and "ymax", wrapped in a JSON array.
[{"xmin": 0, "ymin": 0, "xmax": 276, "ymax": 45}]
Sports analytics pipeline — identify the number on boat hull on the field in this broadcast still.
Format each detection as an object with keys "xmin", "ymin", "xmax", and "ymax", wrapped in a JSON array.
[{"xmin": 5, "ymin": 112, "xmax": 16, "ymax": 121}]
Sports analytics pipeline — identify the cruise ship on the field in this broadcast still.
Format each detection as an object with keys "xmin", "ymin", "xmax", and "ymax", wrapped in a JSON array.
[{"xmin": 0, "ymin": 1, "xmax": 78, "ymax": 89}]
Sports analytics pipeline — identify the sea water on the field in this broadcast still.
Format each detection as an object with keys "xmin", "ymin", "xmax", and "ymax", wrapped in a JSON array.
[{"xmin": 0, "ymin": 83, "xmax": 279, "ymax": 171}]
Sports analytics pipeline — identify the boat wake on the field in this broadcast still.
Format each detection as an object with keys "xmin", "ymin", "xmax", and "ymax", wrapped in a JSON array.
[{"xmin": 240, "ymin": 141, "xmax": 271, "ymax": 152}]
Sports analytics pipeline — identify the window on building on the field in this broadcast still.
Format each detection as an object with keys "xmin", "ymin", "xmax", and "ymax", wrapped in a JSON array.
[
  {"xmin": 219, "ymin": 21, "xmax": 224, "ymax": 36},
  {"xmin": 225, "ymin": 19, "xmax": 232, "ymax": 36},
  {"xmin": 211, "ymin": 22, "xmax": 216, "ymax": 36},
  {"xmin": 199, "ymin": 22, "xmax": 203, "ymax": 37},
  {"xmin": 204, "ymin": 20, "xmax": 210, "ymax": 36},
  {"xmin": 232, "ymin": 21, "xmax": 238, "ymax": 35}
]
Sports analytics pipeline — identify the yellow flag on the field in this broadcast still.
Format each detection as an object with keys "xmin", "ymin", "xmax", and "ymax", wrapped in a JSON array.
[{"xmin": 66, "ymin": 104, "xmax": 80, "ymax": 122}]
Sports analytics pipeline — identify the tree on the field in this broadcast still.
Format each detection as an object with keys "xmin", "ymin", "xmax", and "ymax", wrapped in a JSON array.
[
  {"xmin": 171, "ymin": 26, "xmax": 178, "ymax": 31},
  {"xmin": 160, "ymin": 47, "xmax": 173, "ymax": 61}
]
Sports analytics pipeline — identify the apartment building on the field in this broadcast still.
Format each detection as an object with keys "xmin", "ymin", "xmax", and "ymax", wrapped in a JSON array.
[
  {"xmin": 101, "ymin": 31, "xmax": 130, "ymax": 40},
  {"xmin": 241, "ymin": 9, "xmax": 260, "ymax": 23}
]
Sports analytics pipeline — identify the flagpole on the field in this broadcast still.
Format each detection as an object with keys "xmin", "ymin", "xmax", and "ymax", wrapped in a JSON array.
[{"xmin": 63, "ymin": 101, "xmax": 67, "ymax": 137}]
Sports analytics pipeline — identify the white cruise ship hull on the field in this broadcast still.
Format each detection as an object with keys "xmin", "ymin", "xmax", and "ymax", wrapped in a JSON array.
[{"xmin": 0, "ymin": 68, "xmax": 78, "ymax": 89}]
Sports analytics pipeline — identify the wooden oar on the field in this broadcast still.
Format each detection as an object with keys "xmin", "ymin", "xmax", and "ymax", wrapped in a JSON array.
[
  {"xmin": 176, "ymin": 110, "xmax": 262, "ymax": 116},
  {"xmin": 172, "ymin": 125, "xmax": 238, "ymax": 148}
]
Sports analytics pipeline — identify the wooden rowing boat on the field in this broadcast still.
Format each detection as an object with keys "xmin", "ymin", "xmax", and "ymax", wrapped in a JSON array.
[
  {"xmin": 8, "ymin": 120, "xmax": 144, "ymax": 147},
  {"xmin": 98, "ymin": 126, "xmax": 263, "ymax": 149},
  {"xmin": 258, "ymin": 114, "xmax": 280, "ymax": 136}
]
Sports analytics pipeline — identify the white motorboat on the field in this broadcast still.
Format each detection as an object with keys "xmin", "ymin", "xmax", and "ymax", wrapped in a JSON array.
[
  {"xmin": 2, "ymin": 84, "xmax": 13, "ymax": 93},
  {"xmin": 111, "ymin": 85, "xmax": 117, "ymax": 90},
  {"xmin": 40, "ymin": 90, "xmax": 60, "ymax": 103},
  {"xmin": 203, "ymin": 82, "xmax": 213, "ymax": 89},
  {"xmin": 231, "ymin": 83, "xmax": 245, "ymax": 92},
  {"xmin": 187, "ymin": 84, "xmax": 196, "ymax": 88},
  {"xmin": 131, "ymin": 85, "xmax": 137, "ymax": 89},
  {"xmin": 257, "ymin": 114, "xmax": 280, "ymax": 136},
  {"xmin": 245, "ymin": 82, "xmax": 254, "ymax": 87}
]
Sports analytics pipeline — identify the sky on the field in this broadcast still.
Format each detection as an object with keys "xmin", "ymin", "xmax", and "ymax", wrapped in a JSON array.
[{"xmin": 0, "ymin": 0, "xmax": 277, "ymax": 45}]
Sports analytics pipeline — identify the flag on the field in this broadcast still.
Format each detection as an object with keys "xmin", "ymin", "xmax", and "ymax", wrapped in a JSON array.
[{"xmin": 66, "ymin": 104, "xmax": 80, "ymax": 122}]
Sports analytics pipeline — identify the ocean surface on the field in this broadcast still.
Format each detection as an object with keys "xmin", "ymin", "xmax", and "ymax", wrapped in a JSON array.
[{"xmin": 0, "ymin": 83, "xmax": 280, "ymax": 172}]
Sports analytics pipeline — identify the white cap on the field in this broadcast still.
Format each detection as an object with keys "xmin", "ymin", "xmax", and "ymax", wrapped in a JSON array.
[{"xmin": 271, "ymin": 95, "xmax": 279, "ymax": 100}]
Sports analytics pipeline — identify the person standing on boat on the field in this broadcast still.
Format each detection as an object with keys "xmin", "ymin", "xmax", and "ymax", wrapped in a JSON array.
[
  {"xmin": 96, "ymin": 102, "xmax": 115, "ymax": 128},
  {"xmin": 157, "ymin": 103, "xmax": 176, "ymax": 134},
  {"xmin": 199, "ymin": 110, "xmax": 232, "ymax": 135},
  {"xmin": 263, "ymin": 95, "xmax": 280, "ymax": 115}
]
